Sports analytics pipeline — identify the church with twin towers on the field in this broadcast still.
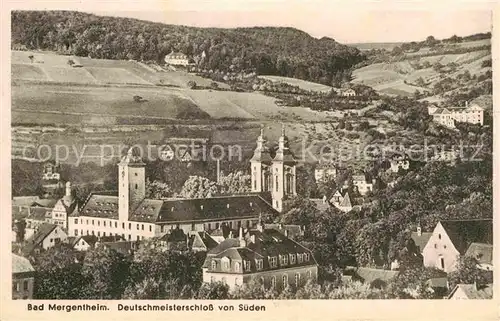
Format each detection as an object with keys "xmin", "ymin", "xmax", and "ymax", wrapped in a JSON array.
[{"xmin": 250, "ymin": 125, "xmax": 297, "ymax": 212}]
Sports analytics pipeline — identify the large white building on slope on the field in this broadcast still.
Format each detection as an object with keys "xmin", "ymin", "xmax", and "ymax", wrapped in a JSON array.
[{"xmin": 428, "ymin": 102, "xmax": 484, "ymax": 128}]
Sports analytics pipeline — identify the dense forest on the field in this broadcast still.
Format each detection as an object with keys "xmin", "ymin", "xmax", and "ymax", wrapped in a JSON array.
[{"xmin": 11, "ymin": 11, "xmax": 365, "ymax": 85}]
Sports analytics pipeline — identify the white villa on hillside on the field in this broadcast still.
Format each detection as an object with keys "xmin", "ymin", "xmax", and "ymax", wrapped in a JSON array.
[{"xmin": 164, "ymin": 51, "xmax": 190, "ymax": 66}]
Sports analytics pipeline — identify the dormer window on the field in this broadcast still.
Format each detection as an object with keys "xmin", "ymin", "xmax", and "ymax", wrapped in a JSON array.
[
  {"xmin": 211, "ymin": 260, "xmax": 217, "ymax": 270},
  {"xmin": 269, "ymin": 256, "xmax": 278, "ymax": 268},
  {"xmin": 221, "ymin": 257, "xmax": 230, "ymax": 271},
  {"xmin": 226, "ymin": 204, "xmax": 230, "ymax": 209},
  {"xmin": 290, "ymin": 254, "xmax": 296, "ymax": 264},
  {"xmin": 304, "ymin": 253, "xmax": 310, "ymax": 262},
  {"xmin": 235, "ymin": 262, "xmax": 241, "ymax": 272},
  {"xmin": 171, "ymin": 207, "xmax": 174, "ymax": 212},
  {"xmin": 200, "ymin": 205, "xmax": 204, "ymax": 210},
  {"xmin": 256, "ymin": 259, "xmax": 263, "ymax": 271},
  {"xmin": 297, "ymin": 253, "xmax": 303, "ymax": 263},
  {"xmin": 243, "ymin": 260, "xmax": 251, "ymax": 272}
]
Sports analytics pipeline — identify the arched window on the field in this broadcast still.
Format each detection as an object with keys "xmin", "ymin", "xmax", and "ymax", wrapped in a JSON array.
[
  {"xmin": 295, "ymin": 273, "xmax": 301, "ymax": 287},
  {"xmin": 275, "ymin": 175, "xmax": 279, "ymax": 192},
  {"xmin": 271, "ymin": 276, "xmax": 276, "ymax": 289},
  {"xmin": 307, "ymin": 270, "xmax": 312, "ymax": 280},
  {"xmin": 282, "ymin": 274, "xmax": 288, "ymax": 288}
]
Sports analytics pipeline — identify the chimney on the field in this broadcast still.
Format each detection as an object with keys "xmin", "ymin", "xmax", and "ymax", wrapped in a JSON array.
[
  {"xmin": 65, "ymin": 181, "xmax": 71, "ymax": 197},
  {"xmin": 256, "ymin": 213, "xmax": 264, "ymax": 232},
  {"xmin": 216, "ymin": 159, "xmax": 221, "ymax": 184}
]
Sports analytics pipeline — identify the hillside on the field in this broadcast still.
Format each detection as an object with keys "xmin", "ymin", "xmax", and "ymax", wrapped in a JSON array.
[
  {"xmin": 352, "ymin": 38, "xmax": 491, "ymax": 98},
  {"xmin": 11, "ymin": 11, "xmax": 365, "ymax": 86}
]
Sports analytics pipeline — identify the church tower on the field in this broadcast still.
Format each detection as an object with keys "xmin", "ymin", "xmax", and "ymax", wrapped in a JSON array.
[
  {"xmin": 118, "ymin": 147, "xmax": 146, "ymax": 222},
  {"xmin": 250, "ymin": 126, "xmax": 272, "ymax": 193},
  {"xmin": 271, "ymin": 124, "xmax": 297, "ymax": 212}
]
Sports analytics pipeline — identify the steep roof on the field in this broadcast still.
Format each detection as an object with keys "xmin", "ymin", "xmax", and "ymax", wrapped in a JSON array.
[
  {"xmin": 440, "ymin": 219, "xmax": 492, "ymax": 254},
  {"xmin": 411, "ymin": 232, "xmax": 433, "ymax": 253},
  {"xmin": 339, "ymin": 192, "xmax": 352, "ymax": 208},
  {"xmin": 133, "ymin": 195, "xmax": 276, "ymax": 223},
  {"xmin": 22, "ymin": 223, "xmax": 58, "ymax": 254},
  {"xmin": 191, "ymin": 231, "xmax": 219, "ymax": 251},
  {"xmin": 465, "ymin": 243, "xmax": 493, "ymax": 265},
  {"xmin": 448, "ymin": 284, "xmax": 493, "ymax": 299},
  {"xmin": 12, "ymin": 253, "xmax": 35, "ymax": 274},
  {"xmin": 345, "ymin": 266, "xmax": 399, "ymax": 288}
]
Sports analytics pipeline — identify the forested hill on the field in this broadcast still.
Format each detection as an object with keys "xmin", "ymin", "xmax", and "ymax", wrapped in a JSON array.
[{"xmin": 11, "ymin": 11, "xmax": 365, "ymax": 85}]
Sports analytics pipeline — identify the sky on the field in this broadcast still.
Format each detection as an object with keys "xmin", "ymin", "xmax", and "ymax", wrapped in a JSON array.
[{"xmin": 83, "ymin": 0, "xmax": 494, "ymax": 43}]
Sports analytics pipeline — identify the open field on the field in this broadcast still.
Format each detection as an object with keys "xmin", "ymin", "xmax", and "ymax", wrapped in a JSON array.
[
  {"xmin": 11, "ymin": 50, "xmax": 229, "ymax": 89},
  {"xmin": 259, "ymin": 75, "xmax": 333, "ymax": 93},
  {"xmin": 349, "ymin": 42, "xmax": 403, "ymax": 51}
]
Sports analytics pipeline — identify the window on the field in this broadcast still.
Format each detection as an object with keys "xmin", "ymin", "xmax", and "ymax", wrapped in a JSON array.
[
  {"xmin": 149, "ymin": 225, "xmax": 153, "ymax": 232},
  {"xmin": 210, "ymin": 276, "xmax": 215, "ymax": 283},
  {"xmin": 444, "ymin": 245, "xmax": 447, "ymax": 249},
  {"xmin": 128, "ymin": 234, "xmax": 131, "ymax": 240},
  {"xmin": 92, "ymin": 231, "xmax": 95, "ymax": 236},
  {"xmin": 304, "ymin": 253, "xmax": 309, "ymax": 262},
  {"xmin": 74, "ymin": 229, "xmax": 78, "ymax": 236},
  {"xmin": 122, "ymin": 223, "xmax": 125, "ymax": 229},
  {"xmin": 222, "ymin": 257, "xmax": 230, "ymax": 271},
  {"xmin": 92, "ymin": 220, "xmax": 95, "ymax": 225},
  {"xmin": 295, "ymin": 273, "xmax": 300, "ymax": 287},
  {"xmin": 137, "ymin": 235, "xmax": 140, "ymax": 241},
  {"xmin": 290, "ymin": 254, "xmax": 296, "ymax": 264},
  {"xmin": 129, "ymin": 223, "xmax": 131, "ymax": 230},
  {"xmin": 307, "ymin": 270, "xmax": 312, "ymax": 280},
  {"xmin": 282, "ymin": 274, "xmax": 288, "ymax": 287},
  {"xmin": 297, "ymin": 254, "xmax": 303, "ymax": 263},
  {"xmin": 74, "ymin": 219, "xmax": 78, "ymax": 224},
  {"xmin": 235, "ymin": 262, "xmax": 241, "ymax": 272},
  {"xmin": 271, "ymin": 276, "xmax": 276, "ymax": 289},
  {"xmin": 54, "ymin": 229, "xmax": 58, "ymax": 234},
  {"xmin": 97, "ymin": 232, "xmax": 100, "ymax": 237},
  {"xmin": 269, "ymin": 256, "xmax": 278, "ymax": 268},
  {"xmin": 103, "ymin": 221, "xmax": 106, "ymax": 227},
  {"xmin": 103, "ymin": 232, "xmax": 106, "ymax": 236},
  {"xmin": 211, "ymin": 260, "xmax": 217, "ymax": 270},
  {"xmin": 50, "ymin": 238, "xmax": 53, "ymax": 243},
  {"xmin": 135, "ymin": 184, "xmax": 138, "ymax": 189},
  {"xmin": 141, "ymin": 224, "xmax": 144, "ymax": 230},
  {"xmin": 438, "ymin": 234, "xmax": 441, "ymax": 240},
  {"xmin": 440, "ymin": 257, "xmax": 445, "ymax": 269},
  {"xmin": 256, "ymin": 259, "xmax": 263, "ymax": 271},
  {"xmin": 243, "ymin": 260, "xmax": 251, "ymax": 272},
  {"xmin": 434, "ymin": 244, "xmax": 437, "ymax": 249},
  {"xmin": 282, "ymin": 255, "xmax": 288, "ymax": 266},
  {"xmin": 275, "ymin": 176, "xmax": 279, "ymax": 192},
  {"xmin": 115, "ymin": 222, "xmax": 118, "ymax": 228},
  {"xmin": 137, "ymin": 224, "xmax": 139, "ymax": 230}
]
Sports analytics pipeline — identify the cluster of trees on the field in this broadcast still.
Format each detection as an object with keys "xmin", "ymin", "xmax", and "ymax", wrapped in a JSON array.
[{"xmin": 11, "ymin": 11, "xmax": 365, "ymax": 85}]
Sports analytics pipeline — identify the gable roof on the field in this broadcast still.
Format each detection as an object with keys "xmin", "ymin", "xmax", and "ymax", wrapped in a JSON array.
[
  {"xmin": 344, "ymin": 266, "xmax": 399, "ymax": 287},
  {"xmin": 12, "ymin": 253, "xmax": 35, "ymax": 274},
  {"xmin": 465, "ymin": 243, "xmax": 493, "ymax": 265},
  {"xmin": 440, "ymin": 219, "xmax": 492, "ymax": 254},
  {"xmin": 411, "ymin": 232, "xmax": 433, "ymax": 253},
  {"xmin": 339, "ymin": 192, "xmax": 352, "ymax": 208},
  {"xmin": 22, "ymin": 223, "xmax": 59, "ymax": 254},
  {"xmin": 191, "ymin": 231, "xmax": 219, "ymax": 251},
  {"xmin": 448, "ymin": 284, "xmax": 493, "ymax": 299}
]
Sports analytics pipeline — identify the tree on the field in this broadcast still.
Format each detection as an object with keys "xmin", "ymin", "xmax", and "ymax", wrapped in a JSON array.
[
  {"xmin": 358, "ymin": 121, "xmax": 370, "ymax": 131},
  {"xmin": 32, "ymin": 244, "xmax": 88, "ymax": 299},
  {"xmin": 14, "ymin": 219, "xmax": 26, "ymax": 242},
  {"xmin": 187, "ymin": 80, "xmax": 197, "ymax": 89},
  {"xmin": 218, "ymin": 171, "xmax": 250, "ymax": 195},
  {"xmin": 345, "ymin": 122, "xmax": 353, "ymax": 131},
  {"xmin": 145, "ymin": 178, "xmax": 172, "ymax": 199},
  {"xmin": 210, "ymin": 81, "xmax": 219, "ymax": 89},
  {"xmin": 448, "ymin": 256, "xmax": 492, "ymax": 292},
  {"xmin": 28, "ymin": 54, "xmax": 34, "ymax": 63},
  {"xmin": 82, "ymin": 246, "xmax": 130, "ymax": 299},
  {"xmin": 195, "ymin": 282, "xmax": 230, "ymax": 299},
  {"xmin": 337, "ymin": 120, "xmax": 345, "ymax": 130},
  {"xmin": 179, "ymin": 175, "xmax": 219, "ymax": 198}
]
